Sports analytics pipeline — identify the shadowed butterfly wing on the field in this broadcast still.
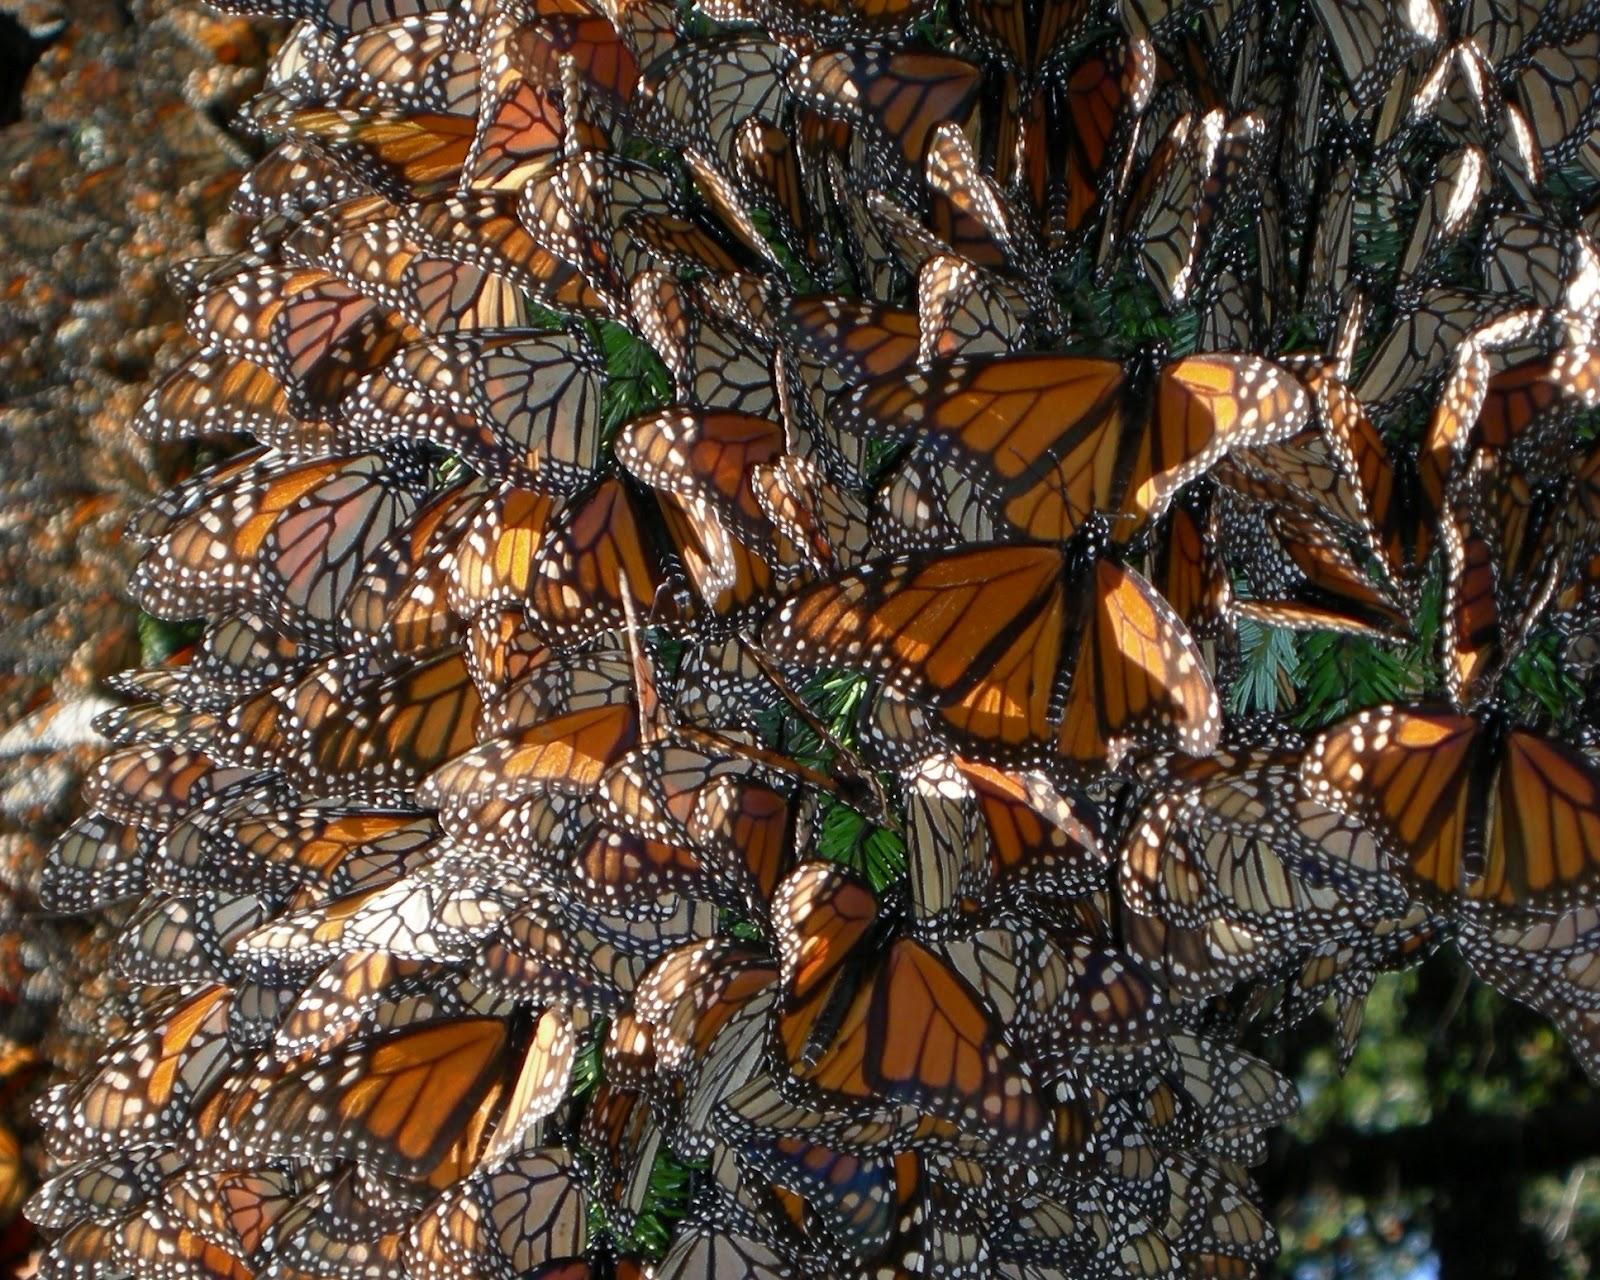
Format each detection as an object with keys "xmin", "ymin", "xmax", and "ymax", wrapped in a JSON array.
[
  {"xmin": 764, "ymin": 544, "xmax": 1068, "ymax": 754},
  {"xmin": 228, "ymin": 1016, "xmax": 508, "ymax": 1178},
  {"xmin": 1055, "ymin": 560, "xmax": 1221, "ymax": 770}
]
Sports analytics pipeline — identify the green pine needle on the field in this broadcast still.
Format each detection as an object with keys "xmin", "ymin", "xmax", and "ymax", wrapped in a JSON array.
[
  {"xmin": 570, "ymin": 1030, "xmax": 603, "ymax": 1098},
  {"xmin": 525, "ymin": 302, "xmax": 570, "ymax": 332},
  {"xmin": 1292, "ymin": 630, "xmax": 1427, "ymax": 729},
  {"xmin": 599, "ymin": 319, "xmax": 673, "ymax": 433},
  {"xmin": 623, "ymin": 1148, "xmax": 700, "ymax": 1258},
  {"xmin": 136, "ymin": 612, "xmax": 202, "ymax": 666},
  {"xmin": 748, "ymin": 206, "xmax": 816, "ymax": 292},
  {"xmin": 1230, "ymin": 616, "xmax": 1300, "ymax": 715},
  {"xmin": 815, "ymin": 798, "xmax": 906, "ymax": 891},
  {"xmin": 1502, "ymin": 630, "xmax": 1586, "ymax": 729}
]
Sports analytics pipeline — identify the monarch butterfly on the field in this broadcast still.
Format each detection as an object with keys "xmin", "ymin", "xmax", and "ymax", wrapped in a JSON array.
[
  {"xmin": 336, "ymin": 10, "xmax": 480, "ymax": 117},
  {"xmin": 1395, "ymin": 146, "xmax": 1488, "ymax": 301},
  {"xmin": 131, "ymin": 452, "xmax": 382, "ymax": 623},
  {"xmin": 399, "ymin": 329, "xmax": 606, "ymax": 491},
  {"xmin": 638, "ymin": 950, "xmax": 778, "ymax": 1157},
  {"xmin": 111, "ymin": 1205, "xmax": 255, "ymax": 1279},
  {"xmin": 192, "ymin": 804, "xmax": 438, "ymax": 905},
  {"xmin": 597, "ymin": 732, "xmax": 838, "ymax": 856},
  {"xmin": 408, "ymin": 1147, "xmax": 589, "ymax": 1279},
  {"xmin": 1140, "ymin": 1033, "xmax": 1297, "ymax": 1164},
  {"xmin": 83, "ymin": 745, "xmax": 257, "ymax": 832},
  {"xmin": 1155, "ymin": 1152, "xmax": 1277, "ymax": 1262},
  {"xmin": 1303, "ymin": 707, "xmax": 1600, "ymax": 916},
  {"xmin": 764, "ymin": 540, "xmax": 1220, "ymax": 769},
  {"xmin": 770, "ymin": 861, "xmax": 1051, "ymax": 1154},
  {"xmin": 259, "ymin": 1169, "xmax": 413, "ymax": 1275},
  {"xmin": 133, "ymin": 348, "xmax": 337, "ymax": 454},
  {"xmin": 957, "ymin": 0, "xmax": 1090, "ymax": 79},
  {"xmin": 634, "ymin": 160, "xmax": 775, "ymax": 279},
  {"xmin": 332, "ymin": 839, "xmax": 520, "ymax": 960},
  {"xmin": 639, "ymin": 35, "xmax": 790, "ymax": 175},
  {"xmin": 903, "ymin": 754, "xmax": 1107, "ymax": 934},
  {"xmin": 1354, "ymin": 287, "xmax": 1491, "ymax": 411},
  {"xmin": 675, "ymin": 302, "xmax": 784, "ymax": 417},
  {"xmin": 225, "ymin": 1015, "xmax": 508, "ymax": 1179},
  {"xmin": 938, "ymin": 927, "xmax": 1168, "ymax": 1087},
  {"xmin": 160, "ymin": 1166, "xmax": 300, "ymax": 1262},
  {"xmin": 468, "ymin": 52, "xmax": 572, "ymax": 196},
  {"xmin": 255, "ymin": 453, "xmax": 424, "ymax": 646},
  {"xmin": 714, "ymin": 1068, "xmax": 965, "ymax": 1158},
  {"xmin": 271, "ymin": 949, "xmax": 422, "ymax": 1062},
  {"xmin": 836, "ymin": 350, "xmax": 1310, "ymax": 542},
  {"xmin": 1023, "ymin": 38, "xmax": 1155, "ymax": 257},
  {"xmin": 470, "ymin": 892, "xmax": 717, "ymax": 1014},
  {"xmin": 1308, "ymin": 0, "xmax": 1442, "ymax": 109},
  {"xmin": 233, "ymin": 883, "xmax": 409, "ymax": 985},
  {"xmin": 696, "ymin": 0, "xmax": 932, "ymax": 46},
  {"xmin": 396, "ymin": 191, "xmax": 609, "ymax": 315},
  {"xmin": 860, "ymin": 1150, "xmax": 995, "ymax": 1279},
  {"xmin": 230, "ymin": 139, "xmax": 364, "ymax": 222},
  {"xmin": 23, "ymin": 1148, "xmax": 185, "ymax": 1233},
  {"xmin": 480, "ymin": 648, "xmax": 636, "ymax": 737},
  {"xmin": 287, "ymin": 648, "xmax": 484, "ymax": 801},
  {"xmin": 1512, "ymin": 29, "xmax": 1600, "ymax": 166},
  {"xmin": 1439, "ymin": 450, "xmax": 1570, "ymax": 706},
  {"xmin": 1122, "ymin": 109, "xmax": 1260, "ymax": 309},
  {"xmin": 113, "ymin": 889, "xmax": 270, "ymax": 988},
  {"xmin": 750, "ymin": 453, "xmax": 874, "ymax": 580},
  {"xmin": 339, "ymin": 480, "xmax": 483, "ymax": 659},
  {"xmin": 167, "ymin": 612, "xmax": 317, "ymax": 708},
  {"xmin": 1458, "ymin": 901, "xmax": 1600, "ymax": 1028},
  {"xmin": 420, "ymin": 701, "xmax": 639, "ymax": 857},
  {"xmin": 923, "ymin": 124, "xmax": 1030, "ymax": 280},
  {"xmin": 577, "ymin": 1083, "xmax": 662, "ymax": 1240},
  {"xmin": 615, "ymin": 408, "xmax": 797, "ymax": 610},
  {"xmin": 570, "ymin": 801, "xmax": 771, "ymax": 922},
  {"xmin": 249, "ymin": 102, "xmax": 477, "ymax": 200},
  {"xmin": 1135, "ymin": 749, "xmax": 1410, "ymax": 920},
  {"xmin": 650, "ymin": 1222, "xmax": 799, "ymax": 1279},
  {"xmin": 793, "ymin": 47, "xmax": 982, "ymax": 189},
  {"xmin": 528, "ymin": 477, "xmax": 683, "ymax": 645},
  {"xmin": 916, "ymin": 253, "xmax": 1025, "ymax": 366},
  {"xmin": 1220, "ymin": 498, "xmax": 1413, "ymax": 639},
  {"xmin": 1144, "ymin": 488, "xmax": 1232, "ymax": 641},
  {"xmin": 1486, "ymin": 212, "xmax": 1600, "ymax": 313},
  {"xmin": 41, "ymin": 814, "xmax": 154, "ymax": 914},
  {"xmin": 204, "ymin": 264, "xmax": 421, "ymax": 416},
  {"xmin": 290, "ymin": 196, "xmax": 533, "ymax": 332},
  {"xmin": 91, "ymin": 698, "xmax": 219, "ymax": 752},
  {"xmin": 40, "ymin": 984, "xmax": 238, "ymax": 1164},
  {"xmin": 480, "ymin": 1008, "xmax": 577, "ymax": 1169},
  {"xmin": 741, "ymin": 1132, "xmax": 898, "ymax": 1263}
]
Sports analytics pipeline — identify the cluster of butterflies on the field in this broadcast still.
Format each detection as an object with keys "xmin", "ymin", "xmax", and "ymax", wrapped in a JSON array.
[
  {"xmin": 21, "ymin": 0, "xmax": 1600, "ymax": 1276},
  {"xmin": 0, "ymin": 2, "xmax": 286, "ymax": 1256}
]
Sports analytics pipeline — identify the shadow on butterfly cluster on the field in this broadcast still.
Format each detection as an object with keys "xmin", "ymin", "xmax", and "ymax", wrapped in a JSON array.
[{"xmin": 25, "ymin": 0, "xmax": 1600, "ymax": 1276}]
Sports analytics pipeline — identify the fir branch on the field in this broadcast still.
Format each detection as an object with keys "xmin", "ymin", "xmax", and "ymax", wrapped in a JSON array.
[
  {"xmin": 624, "ymin": 1149, "xmax": 699, "ymax": 1258},
  {"xmin": 1230, "ymin": 616, "xmax": 1300, "ymax": 715},
  {"xmin": 1502, "ymin": 629, "xmax": 1585, "ymax": 729},
  {"xmin": 815, "ymin": 798, "xmax": 907, "ymax": 891},
  {"xmin": 1292, "ymin": 630, "xmax": 1427, "ymax": 729},
  {"xmin": 598, "ymin": 319, "xmax": 673, "ymax": 433},
  {"xmin": 570, "ymin": 1030, "xmax": 603, "ymax": 1097}
]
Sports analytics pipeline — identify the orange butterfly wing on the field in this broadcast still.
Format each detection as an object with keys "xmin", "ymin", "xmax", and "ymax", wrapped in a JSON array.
[{"xmin": 1056, "ymin": 560, "xmax": 1220, "ymax": 768}]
